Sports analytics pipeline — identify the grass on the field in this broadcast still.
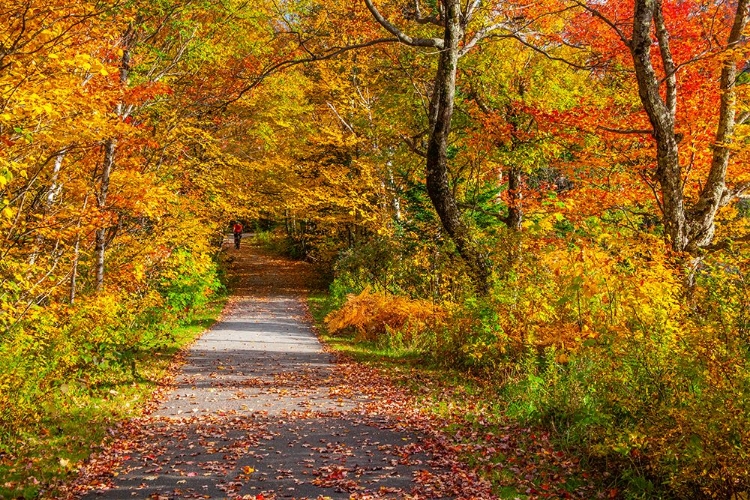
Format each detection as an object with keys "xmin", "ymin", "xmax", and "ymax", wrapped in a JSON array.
[{"xmin": 0, "ymin": 296, "xmax": 227, "ymax": 499}]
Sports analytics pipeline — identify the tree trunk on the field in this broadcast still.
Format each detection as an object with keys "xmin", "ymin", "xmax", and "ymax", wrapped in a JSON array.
[
  {"xmin": 95, "ymin": 138, "xmax": 115, "ymax": 291},
  {"xmin": 687, "ymin": 0, "xmax": 749, "ymax": 251},
  {"xmin": 363, "ymin": 0, "xmax": 501, "ymax": 293},
  {"xmin": 70, "ymin": 234, "xmax": 81, "ymax": 304},
  {"xmin": 425, "ymin": 0, "xmax": 491, "ymax": 294},
  {"xmin": 29, "ymin": 149, "xmax": 67, "ymax": 266},
  {"xmin": 95, "ymin": 24, "xmax": 135, "ymax": 292},
  {"xmin": 629, "ymin": 0, "xmax": 749, "ymax": 254},
  {"xmin": 70, "ymin": 194, "xmax": 89, "ymax": 304},
  {"xmin": 386, "ymin": 164, "xmax": 402, "ymax": 221}
]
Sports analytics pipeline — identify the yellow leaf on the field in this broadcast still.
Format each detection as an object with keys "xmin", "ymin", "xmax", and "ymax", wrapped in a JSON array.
[{"xmin": 100, "ymin": 68, "xmax": 109, "ymax": 76}]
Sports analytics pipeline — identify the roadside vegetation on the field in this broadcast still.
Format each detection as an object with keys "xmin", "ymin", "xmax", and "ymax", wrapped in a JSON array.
[
  {"xmin": 0, "ymin": 259, "xmax": 226, "ymax": 499},
  {"xmin": 303, "ymin": 226, "xmax": 749, "ymax": 499}
]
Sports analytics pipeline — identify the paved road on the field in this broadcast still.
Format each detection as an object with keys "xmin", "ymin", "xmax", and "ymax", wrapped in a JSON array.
[{"xmin": 76, "ymin": 237, "xmax": 468, "ymax": 499}]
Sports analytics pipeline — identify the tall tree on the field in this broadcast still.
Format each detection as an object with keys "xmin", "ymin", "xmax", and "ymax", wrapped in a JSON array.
[
  {"xmin": 544, "ymin": 0, "xmax": 750, "ymax": 255},
  {"xmin": 630, "ymin": 0, "xmax": 749, "ymax": 253},
  {"xmin": 363, "ymin": 0, "xmax": 517, "ymax": 293}
]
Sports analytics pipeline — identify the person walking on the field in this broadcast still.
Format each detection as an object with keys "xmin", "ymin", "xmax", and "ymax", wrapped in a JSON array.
[{"xmin": 233, "ymin": 221, "xmax": 243, "ymax": 249}]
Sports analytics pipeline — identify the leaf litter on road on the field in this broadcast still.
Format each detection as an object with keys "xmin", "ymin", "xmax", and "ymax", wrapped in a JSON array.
[{"xmin": 57, "ymin": 243, "xmax": 606, "ymax": 499}]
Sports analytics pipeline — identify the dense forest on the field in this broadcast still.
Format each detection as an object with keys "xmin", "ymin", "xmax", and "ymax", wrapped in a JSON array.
[{"xmin": 1, "ymin": 0, "xmax": 749, "ymax": 498}]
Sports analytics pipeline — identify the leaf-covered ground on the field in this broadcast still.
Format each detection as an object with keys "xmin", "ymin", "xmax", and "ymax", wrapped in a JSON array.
[{"xmin": 58, "ymin": 239, "xmax": 609, "ymax": 499}]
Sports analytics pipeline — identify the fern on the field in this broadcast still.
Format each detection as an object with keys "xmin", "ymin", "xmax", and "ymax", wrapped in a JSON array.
[{"xmin": 325, "ymin": 287, "xmax": 444, "ymax": 341}]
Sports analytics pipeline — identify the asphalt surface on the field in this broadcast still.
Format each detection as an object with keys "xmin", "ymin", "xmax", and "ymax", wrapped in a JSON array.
[{"xmin": 78, "ymin": 236, "xmax": 454, "ymax": 500}]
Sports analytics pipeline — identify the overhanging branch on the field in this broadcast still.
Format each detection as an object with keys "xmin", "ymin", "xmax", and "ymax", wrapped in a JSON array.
[
  {"xmin": 225, "ymin": 37, "xmax": 400, "ymax": 108},
  {"xmin": 363, "ymin": 0, "xmax": 444, "ymax": 48},
  {"xmin": 597, "ymin": 125, "xmax": 653, "ymax": 135}
]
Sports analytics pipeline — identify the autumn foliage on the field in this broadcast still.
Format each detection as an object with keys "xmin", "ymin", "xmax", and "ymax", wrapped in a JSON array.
[
  {"xmin": 325, "ymin": 287, "xmax": 445, "ymax": 342},
  {"xmin": 1, "ymin": 0, "xmax": 750, "ymax": 497}
]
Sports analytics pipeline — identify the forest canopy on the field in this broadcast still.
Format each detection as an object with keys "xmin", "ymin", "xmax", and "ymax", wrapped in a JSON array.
[{"xmin": 1, "ymin": 0, "xmax": 749, "ymax": 497}]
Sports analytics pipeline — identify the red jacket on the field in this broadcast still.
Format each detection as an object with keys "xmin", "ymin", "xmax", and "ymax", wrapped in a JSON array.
[{"xmin": 233, "ymin": 223, "xmax": 243, "ymax": 234}]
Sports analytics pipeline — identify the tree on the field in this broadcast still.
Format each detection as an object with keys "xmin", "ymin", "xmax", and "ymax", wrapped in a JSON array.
[
  {"xmin": 548, "ymin": 0, "xmax": 750, "ymax": 255},
  {"xmin": 363, "ymin": 0, "xmax": 516, "ymax": 293}
]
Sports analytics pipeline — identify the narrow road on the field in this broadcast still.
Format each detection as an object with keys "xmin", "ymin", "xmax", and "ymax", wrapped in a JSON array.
[{"xmin": 72, "ymin": 236, "xmax": 492, "ymax": 499}]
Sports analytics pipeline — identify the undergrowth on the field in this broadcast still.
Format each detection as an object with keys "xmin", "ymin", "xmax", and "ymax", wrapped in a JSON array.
[{"xmin": 309, "ymin": 236, "xmax": 750, "ymax": 499}]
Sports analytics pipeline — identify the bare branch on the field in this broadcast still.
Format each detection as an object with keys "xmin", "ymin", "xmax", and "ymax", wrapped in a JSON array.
[
  {"xmin": 226, "ymin": 37, "xmax": 400, "ymax": 107},
  {"xmin": 464, "ymin": 0, "xmax": 482, "ymax": 24},
  {"xmin": 571, "ymin": 0, "xmax": 630, "ymax": 47},
  {"xmin": 459, "ymin": 21, "xmax": 512, "ymax": 57},
  {"xmin": 407, "ymin": 0, "xmax": 444, "ymax": 26},
  {"xmin": 326, "ymin": 102, "xmax": 355, "ymax": 134},
  {"xmin": 509, "ymin": 33, "xmax": 594, "ymax": 70},
  {"xmin": 721, "ymin": 181, "xmax": 750, "ymax": 205},
  {"xmin": 638, "ymin": 170, "xmax": 665, "ymax": 215},
  {"xmin": 598, "ymin": 125, "xmax": 653, "ymax": 135},
  {"xmin": 463, "ymin": 74, "xmax": 492, "ymax": 114},
  {"xmin": 364, "ymin": 0, "xmax": 444, "ymax": 48},
  {"xmin": 402, "ymin": 133, "xmax": 427, "ymax": 158}
]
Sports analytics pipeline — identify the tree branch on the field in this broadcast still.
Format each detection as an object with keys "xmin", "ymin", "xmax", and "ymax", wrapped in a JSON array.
[
  {"xmin": 407, "ymin": 0, "xmax": 444, "ymax": 26},
  {"xmin": 401, "ymin": 133, "xmax": 427, "ymax": 158},
  {"xmin": 459, "ymin": 21, "xmax": 513, "ymax": 57},
  {"xmin": 509, "ymin": 33, "xmax": 594, "ymax": 70},
  {"xmin": 721, "ymin": 180, "xmax": 750, "ymax": 205},
  {"xmin": 571, "ymin": 0, "xmax": 630, "ymax": 47},
  {"xmin": 363, "ymin": 0, "xmax": 444, "ymax": 48},
  {"xmin": 464, "ymin": 0, "xmax": 482, "ymax": 25},
  {"xmin": 326, "ymin": 102, "xmax": 355, "ymax": 134},
  {"xmin": 226, "ymin": 37, "xmax": 400, "ymax": 107},
  {"xmin": 597, "ymin": 125, "xmax": 653, "ymax": 135},
  {"xmin": 695, "ymin": 0, "xmax": 749, "ymax": 214}
]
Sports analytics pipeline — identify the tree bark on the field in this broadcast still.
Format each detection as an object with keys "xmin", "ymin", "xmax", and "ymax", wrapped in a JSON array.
[
  {"xmin": 95, "ymin": 138, "xmax": 115, "ymax": 292},
  {"xmin": 629, "ymin": 0, "xmax": 749, "ymax": 254},
  {"xmin": 70, "ymin": 194, "xmax": 89, "ymax": 304},
  {"xmin": 424, "ymin": 0, "xmax": 491, "ymax": 294},
  {"xmin": 687, "ymin": 0, "xmax": 750, "ymax": 251},
  {"xmin": 28, "ymin": 149, "xmax": 67, "ymax": 266}
]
